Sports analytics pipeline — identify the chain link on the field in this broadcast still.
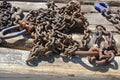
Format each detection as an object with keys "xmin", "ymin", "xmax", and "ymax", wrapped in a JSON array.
[{"xmin": 104, "ymin": 9, "xmax": 120, "ymax": 32}]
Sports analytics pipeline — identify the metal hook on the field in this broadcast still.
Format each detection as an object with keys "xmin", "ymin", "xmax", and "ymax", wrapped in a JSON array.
[
  {"xmin": 0, "ymin": 25, "xmax": 27, "ymax": 40},
  {"xmin": 94, "ymin": 2, "xmax": 111, "ymax": 16}
]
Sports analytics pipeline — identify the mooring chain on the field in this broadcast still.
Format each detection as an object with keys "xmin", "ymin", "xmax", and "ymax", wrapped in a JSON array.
[{"xmin": 88, "ymin": 47, "xmax": 115, "ymax": 65}]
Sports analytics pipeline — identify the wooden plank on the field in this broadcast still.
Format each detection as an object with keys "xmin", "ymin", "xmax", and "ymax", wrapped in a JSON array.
[
  {"xmin": 0, "ymin": 1, "xmax": 120, "ymax": 79},
  {"xmin": 9, "ymin": 2, "xmax": 66, "ymax": 12},
  {"xmin": 0, "ymin": 47, "xmax": 120, "ymax": 77},
  {"xmin": 1, "ymin": 0, "xmax": 120, "ymax": 6},
  {"xmin": 81, "ymin": 5, "xmax": 119, "ymax": 13},
  {"xmin": 81, "ymin": 0, "xmax": 120, "ymax": 6},
  {"xmin": 5, "ymin": 1, "xmax": 119, "ymax": 13},
  {"xmin": 84, "ymin": 13, "xmax": 118, "ymax": 31}
]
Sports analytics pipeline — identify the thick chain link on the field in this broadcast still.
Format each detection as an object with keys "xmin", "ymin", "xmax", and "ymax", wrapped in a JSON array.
[{"xmin": 83, "ymin": 25, "xmax": 118, "ymax": 65}]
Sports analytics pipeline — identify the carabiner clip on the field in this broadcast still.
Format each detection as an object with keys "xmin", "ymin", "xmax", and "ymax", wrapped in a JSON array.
[
  {"xmin": 94, "ymin": 2, "xmax": 111, "ymax": 16},
  {"xmin": 0, "ymin": 25, "xmax": 27, "ymax": 39}
]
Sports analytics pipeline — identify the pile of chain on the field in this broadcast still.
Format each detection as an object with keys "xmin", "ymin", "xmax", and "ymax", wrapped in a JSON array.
[
  {"xmin": 0, "ymin": 0, "xmax": 24, "ymax": 31},
  {"xmin": 26, "ymin": 1, "xmax": 88, "ymax": 63},
  {"xmin": 26, "ymin": 1, "xmax": 88, "ymax": 33},
  {"xmin": 4, "ymin": 0, "xmax": 116, "ymax": 66}
]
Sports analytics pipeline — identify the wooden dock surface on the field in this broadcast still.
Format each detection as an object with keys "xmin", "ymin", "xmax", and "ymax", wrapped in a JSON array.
[{"xmin": 0, "ymin": 1, "xmax": 120, "ymax": 80}]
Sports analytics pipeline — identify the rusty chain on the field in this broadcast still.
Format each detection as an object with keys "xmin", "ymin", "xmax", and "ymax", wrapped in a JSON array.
[
  {"xmin": 24, "ymin": 1, "xmax": 118, "ymax": 66},
  {"xmin": 104, "ymin": 9, "xmax": 120, "ymax": 32},
  {"xmin": 0, "ymin": 0, "xmax": 119, "ymax": 66},
  {"xmin": 0, "ymin": 1, "xmax": 24, "ymax": 31},
  {"xmin": 25, "ymin": 0, "xmax": 91, "ymax": 64},
  {"xmin": 82, "ymin": 25, "xmax": 118, "ymax": 65}
]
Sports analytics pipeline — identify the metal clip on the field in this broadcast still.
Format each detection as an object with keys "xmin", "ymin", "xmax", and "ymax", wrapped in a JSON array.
[
  {"xmin": 94, "ymin": 2, "xmax": 111, "ymax": 16},
  {"xmin": 0, "ymin": 25, "xmax": 27, "ymax": 43}
]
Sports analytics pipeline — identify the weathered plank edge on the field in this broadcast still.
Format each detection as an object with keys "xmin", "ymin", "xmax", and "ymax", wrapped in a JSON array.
[{"xmin": 0, "ymin": 0, "xmax": 120, "ymax": 6}]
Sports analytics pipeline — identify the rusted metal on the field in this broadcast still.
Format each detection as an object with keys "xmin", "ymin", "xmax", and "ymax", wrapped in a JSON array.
[
  {"xmin": 19, "ymin": 21, "xmax": 35, "ymax": 34},
  {"xmin": 24, "ymin": 1, "xmax": 119, "ymax": 66},
  {"xmin": 81, "ymin": 24, "xmax": 119, "ymax": 65},
  {"xmin": 0, "ymin": 1, "xmax": 24, "ymax": 31},
  {"xmin": 74, "ymin": 51, "xmax": 98, "ymax": 56},
  {"xmin": 25, "ymin": 0, "xmax": 90, "ymax": 64}
]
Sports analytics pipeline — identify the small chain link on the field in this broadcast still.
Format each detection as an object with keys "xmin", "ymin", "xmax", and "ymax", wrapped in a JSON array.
[{"xmin": 104, "ymin": 10, "xmax": 120, "ymax": 32}]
